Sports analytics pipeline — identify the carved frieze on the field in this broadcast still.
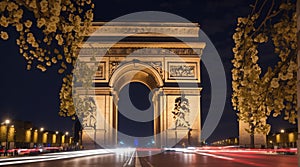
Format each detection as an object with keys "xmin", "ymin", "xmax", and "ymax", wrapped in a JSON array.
[
  {"xmin": 78, "ymin": 48, "xmax": 202, "ymax": 56},
  {"xmin": 85, "ymin": 25, "xmax": 199, "ymax": 38},
  {"xmin": 107, "ymin": 60, "xmax": 163, "ymax": 80},
  {"xmin": 167, "ymin": 62, "xmax": 198, "ymax": 81},
  {"xmin": 170, "ymin": 65, "xmax": 195, "ymax": 77}
]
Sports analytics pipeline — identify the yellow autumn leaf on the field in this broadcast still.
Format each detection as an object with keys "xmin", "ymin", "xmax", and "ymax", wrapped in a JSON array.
[{"xmin": 0, "ymin": 31, "xmax": 9, "ymax": 40}]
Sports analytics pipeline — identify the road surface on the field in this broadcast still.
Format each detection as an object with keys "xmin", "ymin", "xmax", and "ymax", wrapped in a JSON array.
[
  {"xmin": 1, "ymin": 148, "xmax": 297, "ymax": 167},
  {"xmin": 138, "ymin": 150, "xmax": 297, "ymax": 167}
]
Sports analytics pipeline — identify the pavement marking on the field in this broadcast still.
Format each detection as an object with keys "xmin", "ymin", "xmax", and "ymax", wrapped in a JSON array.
[
  {"xmin": 135, "ymin": 152, "xmax": 142, "ymax": 167},
  {"xmin": 123, "ymin": 150, "xmax": 136, "ymax": 167},
  {"xmin": 142, "ymin": 158, "xmax": 154, "ymax": 167}
]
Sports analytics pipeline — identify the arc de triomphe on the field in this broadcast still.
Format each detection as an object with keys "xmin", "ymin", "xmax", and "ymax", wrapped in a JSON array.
[{"xmin": 77, "ymin": 22, "xmax": 205, "ymax": 149}]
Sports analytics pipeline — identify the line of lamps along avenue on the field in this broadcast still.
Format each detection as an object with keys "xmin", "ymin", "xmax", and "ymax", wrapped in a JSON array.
[{"xmin": 1, "ymin": 119, "xmax": 72, "ymax": 149}]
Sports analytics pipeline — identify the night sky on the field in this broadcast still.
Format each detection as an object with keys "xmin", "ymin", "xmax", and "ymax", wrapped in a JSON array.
[{"xmin": 0, "ymin": 0, "xmax": 297, "ymax": 143}]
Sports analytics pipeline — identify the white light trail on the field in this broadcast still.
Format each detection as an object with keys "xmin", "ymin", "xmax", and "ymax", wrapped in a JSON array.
[{"xmin": 0, "ymin": 149, "xmax": 135, "ymax": 166}]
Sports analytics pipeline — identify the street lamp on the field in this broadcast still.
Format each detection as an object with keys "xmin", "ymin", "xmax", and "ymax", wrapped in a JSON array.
[
  {"xmin": 5, "ymin": 119, "xmax": 10, "ymax": 124},
  {"xmin": 40, "ymin": 127, "xmax": 44, "ymax": 132},
  {"xmin": 280, "ymin": 129, "xmax": 285, "ymax": 133},
  {"xmin": 65, "ymin": 132, "xmax": 69, "ymax": 146},
  {"xmin": 3, "ymin": 119, "xmax": 10, "ymax": 156}
]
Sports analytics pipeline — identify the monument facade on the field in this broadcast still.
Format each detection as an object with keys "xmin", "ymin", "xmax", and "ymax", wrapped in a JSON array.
[{"xmin": 77, "ymin": 22, "xmax": 205, "ymax": 149}]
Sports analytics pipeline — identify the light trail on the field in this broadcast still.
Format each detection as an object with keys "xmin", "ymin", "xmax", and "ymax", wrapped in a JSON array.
[
  {"xmin": 0, "ymin": 148, "xmax": 135, "ymax": 166},
  {"xmin": 196, "ymin": 150, "xmax": 270, "ymax": 167},
  {"xmin": 196, "ymin": 152, "xmax": 234, "ymax": 161}
]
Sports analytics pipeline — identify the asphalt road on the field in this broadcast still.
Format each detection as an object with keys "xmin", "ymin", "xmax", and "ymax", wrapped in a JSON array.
[
  {"xmin": 4, "ymin": 153, "xmax": 134, "ymax": 167},
  {"xmin": 10, "ymin": 154, "xmax": 125, "ymax": 167},
  {"xmin": 1, "ymin": 149, "xmax": 298, "ymax": 167},
  {"xmin": 138, "ymin": 151, "xmax": 298, "ymax": 167}
]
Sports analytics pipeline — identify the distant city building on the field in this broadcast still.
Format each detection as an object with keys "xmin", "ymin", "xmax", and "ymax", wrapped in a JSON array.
[
  {"xmin": 211, "ymin": 128, "xmax": 298, "ymax": 148},
  {"xmin": 211, "ymin": 137, "xmax": 239, "ymax": 146},
  {"xmin": 267, "ymin": 128, "xmax": 298, "ymax": 148},
  {"xmin": 0, "ymin": 120, "xmax": 73, "ymax": 149}
]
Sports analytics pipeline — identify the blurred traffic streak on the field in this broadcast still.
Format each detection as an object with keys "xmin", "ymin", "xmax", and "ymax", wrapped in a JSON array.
[
  {"xmin": 0, "ymin": 148, "xmax": 136, "ymax": 166},
  {"xmin": 137, "ymin": 147, "xmax": 297, "ymax": 167}
]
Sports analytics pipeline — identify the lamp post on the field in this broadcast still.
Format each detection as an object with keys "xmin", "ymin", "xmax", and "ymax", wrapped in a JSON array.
[
  {"xmin": 65, "ymin": 132, "xmax": 69, "ymax": 145},
  {"xmin": 40, "ymin": 127, "xmax": 44, "ymax": 147},
  {"xmin": 65, "ymin": 132, "xmax": 69, "ymax": 150},
  {"xmin": 4, "ymin": 119, "xmax": 10, "ymax": 156},
  {"xmin": 54, "ymin": 131, "xmax": 58, "ymax": 147}
]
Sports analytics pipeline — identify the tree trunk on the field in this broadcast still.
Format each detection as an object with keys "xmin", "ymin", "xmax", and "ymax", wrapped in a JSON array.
[
  {"xmin": 250, "ymin": 133, "xmax": 255, "ymax": 148},
  {"xmin": 250, "ymin": 125, "xmax": 255, "ymax": 148}
]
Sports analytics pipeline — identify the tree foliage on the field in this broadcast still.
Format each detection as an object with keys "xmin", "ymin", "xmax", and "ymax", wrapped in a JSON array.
[
  {"xmin": 232, "ymin": 0, "xmax": 297, "ymax": 136},
  {"xmin": 0, "ymin": 0, "xmax": 94, "ymax": 118}
]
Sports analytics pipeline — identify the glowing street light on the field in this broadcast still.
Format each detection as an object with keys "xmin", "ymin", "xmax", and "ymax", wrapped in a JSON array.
[
  {"xmin": 65, "ymin": 132, "xmax": 69, "ymax": 136},
  {"xmin": 40, "ymin": 127, "xmax": 44, "ymax": 132},
  {"xmin": 280, "ymin": 129, "xmax": 285, "ymax": 133},
  {"xmin": 56, "ymin": 131, "xmax": 59, "ymax": 134},
  {"xmin": 5, "ymin": 119, "xmax": 10, "ymax": 124},
  {"xmin": 3, "ymin": 119, "xmax": 10, "ymax": 156}
]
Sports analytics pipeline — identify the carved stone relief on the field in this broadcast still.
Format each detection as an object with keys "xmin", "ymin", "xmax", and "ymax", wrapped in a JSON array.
[
  {"xmin": 146, "ymin": 61, "xmax": 163, "ymax": 79},
  {"xmin": 109, "ymin": 61, "xmax": 121, "ymax": 76},
  {"xmin": 169, "ymin": 64, "xmax": 196, "ymax": 78},
  {"xmin": 171, "ymin": 96, "xmax": 191, "ymax": 129},
  {"xmin": 78, "ymin": 48, "xmax": 202, "ymax": 56},
  {"xmin": 79, "ymin": 97, "xmax": 97, "ymax": 129}
]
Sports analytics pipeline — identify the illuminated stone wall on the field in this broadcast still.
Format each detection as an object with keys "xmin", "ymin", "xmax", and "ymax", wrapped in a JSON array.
[
  {"xmin": 80, "ymin": 22, "xmax": 205, "ymax": 148},
  {"xmin": 239, "ymin": 121, "xmax": 267, "ymax": 148}
]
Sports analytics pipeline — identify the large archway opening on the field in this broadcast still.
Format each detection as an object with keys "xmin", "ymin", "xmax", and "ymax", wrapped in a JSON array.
[{"xmin": 117, "ymin": 82, "xmax": 154, "ymax": 147}]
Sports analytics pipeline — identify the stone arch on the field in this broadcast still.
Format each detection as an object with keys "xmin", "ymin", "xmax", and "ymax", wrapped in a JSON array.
[
  {"xmin": 80, "ymin": 22, "xmax": 204, "ymax": 149},
  {"xmin": 109, "ymin": 61, "xmax": 164, "ymax": 140},
  {"xmin": 109, "ymin": 61, "xmax": 164, "ymax": 93}
]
